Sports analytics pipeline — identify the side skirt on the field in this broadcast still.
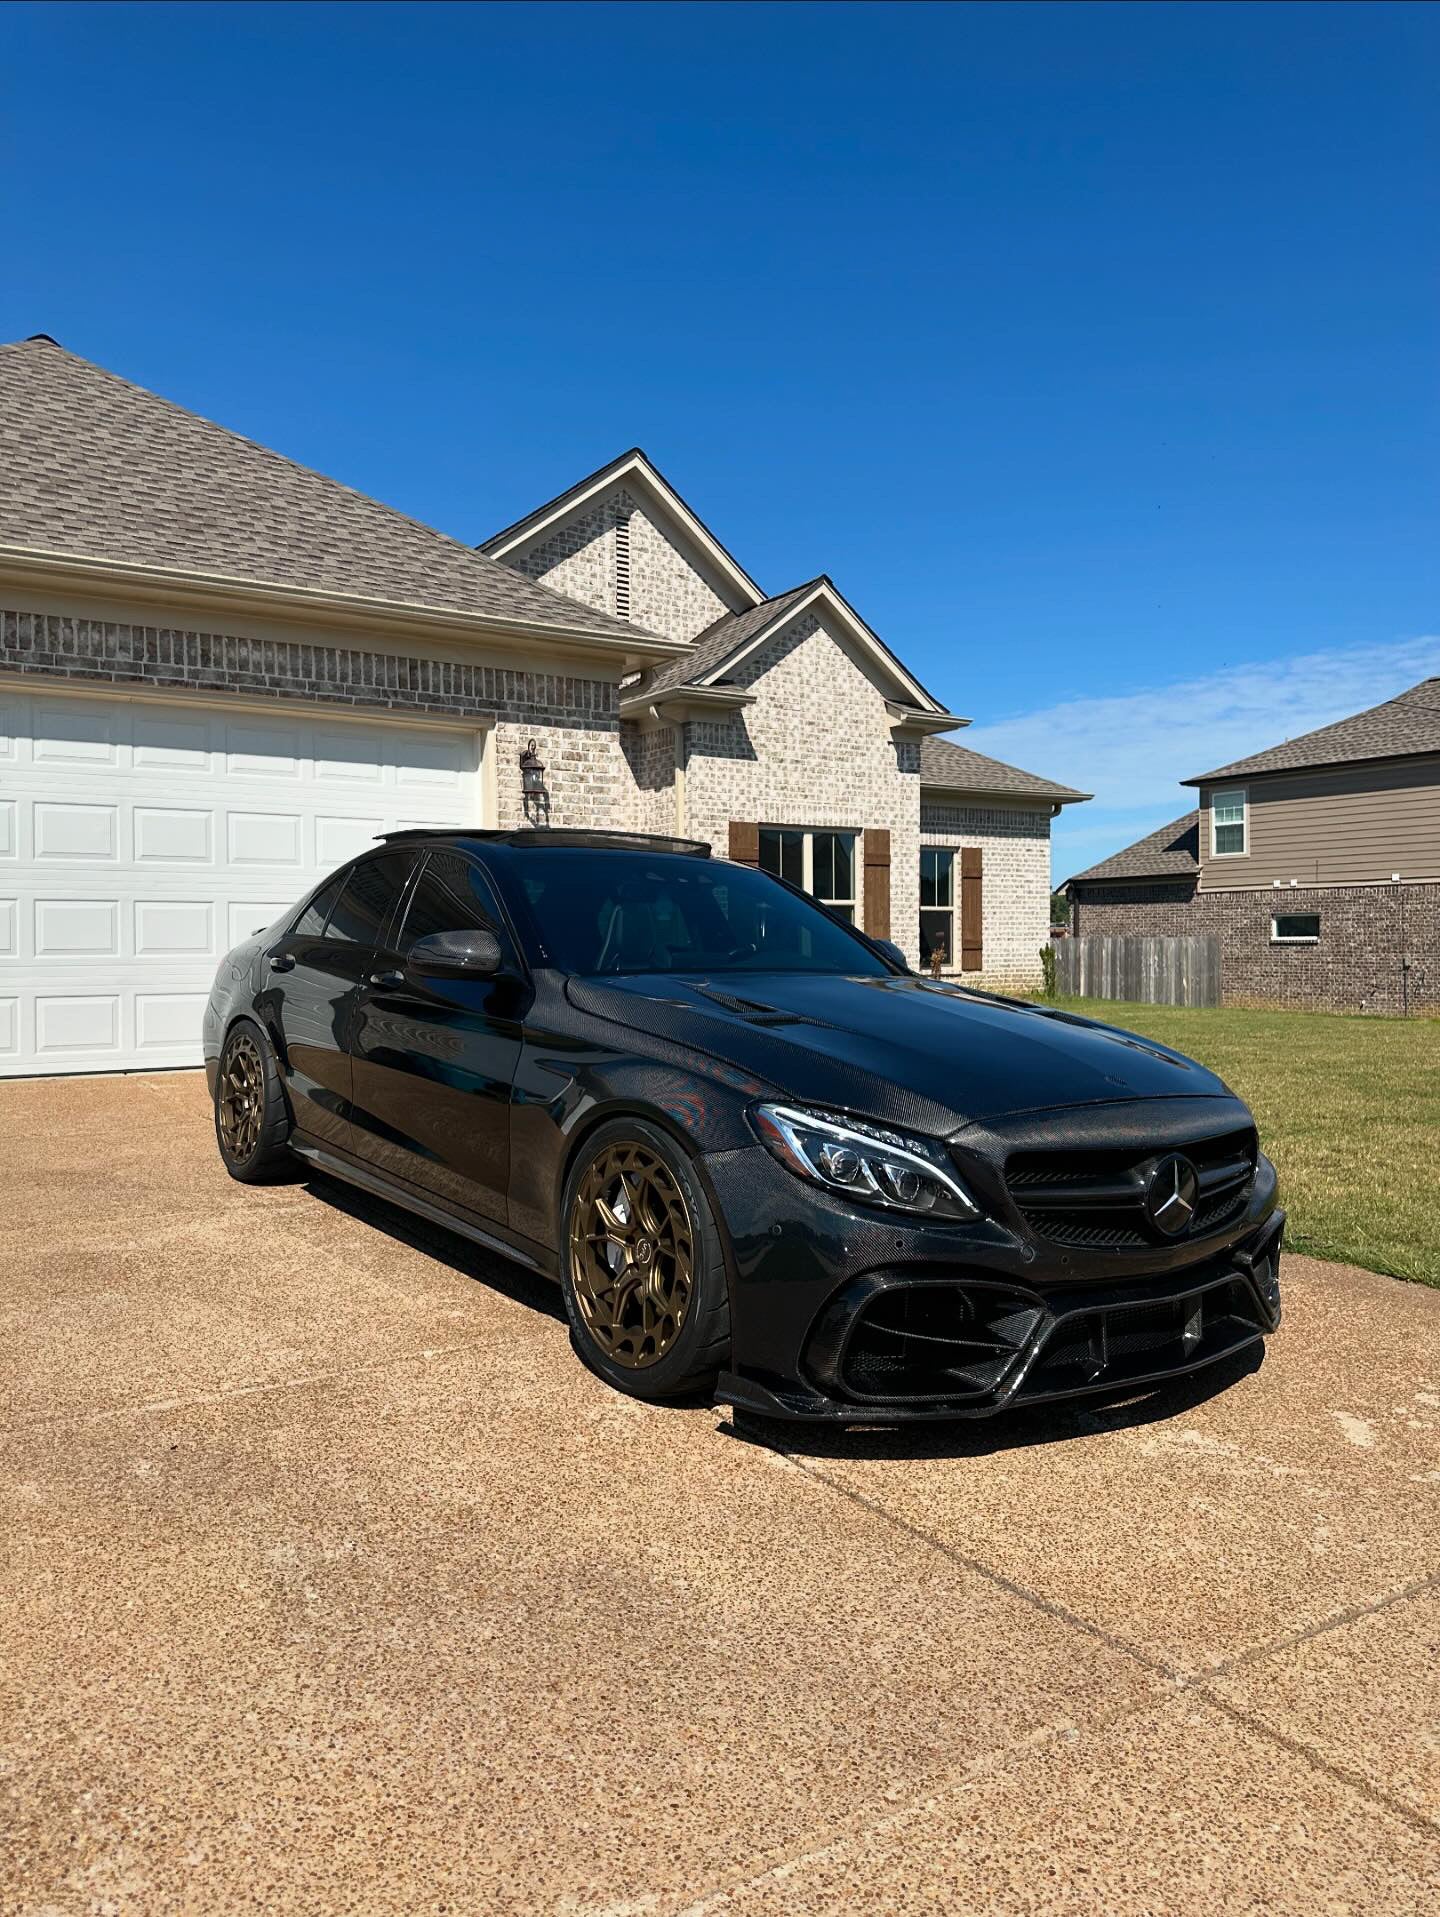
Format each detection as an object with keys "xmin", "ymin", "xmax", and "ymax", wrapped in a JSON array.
[{"xmin": 289, "ymin": 1135, "xmax": 553, "ymax": 1275}]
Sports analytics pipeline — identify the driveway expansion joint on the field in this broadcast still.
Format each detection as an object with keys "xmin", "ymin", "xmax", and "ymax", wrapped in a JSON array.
[{"xmin": 757, "ymin": 1432, "xmax": 1440, "ymax": 1851}]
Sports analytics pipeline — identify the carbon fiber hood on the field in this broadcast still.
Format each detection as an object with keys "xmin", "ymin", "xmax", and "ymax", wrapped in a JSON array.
[{"xmin": 563, "ymin": 971, "xmax": 1231, "ymax": 1130}]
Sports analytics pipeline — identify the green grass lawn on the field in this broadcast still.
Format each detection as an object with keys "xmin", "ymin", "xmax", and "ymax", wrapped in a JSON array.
[{"xmin": 1038, "ymin": 997, "xmax": 1440, "ymax": 1287}]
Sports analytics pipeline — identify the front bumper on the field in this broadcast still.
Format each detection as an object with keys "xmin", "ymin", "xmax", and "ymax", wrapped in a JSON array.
[{"xmin": 703, "ymin": 1136, "xmax": 1283, "ymax": 1423}]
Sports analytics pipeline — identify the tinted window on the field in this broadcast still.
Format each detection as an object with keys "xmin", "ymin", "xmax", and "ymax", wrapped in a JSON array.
[
  {"xmin": 505, "ymin": 850, "xmax": 889, "ymax": 977},
  {"xmin": 395, "ymin": 851, "xmax": 505, "ymax": 956},
  {"xmin": 326, "ymin": 853, "xmax": 413, "ymax": 947},
  {"xmin": 291, "ymin": 872, "xmax": 349, "ymax": 939}
]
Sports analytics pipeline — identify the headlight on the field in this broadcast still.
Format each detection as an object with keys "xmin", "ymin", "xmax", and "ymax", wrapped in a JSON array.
[{"xmin": 750, "ymin": 1103, "xmax": 980, "ymax": 1220}]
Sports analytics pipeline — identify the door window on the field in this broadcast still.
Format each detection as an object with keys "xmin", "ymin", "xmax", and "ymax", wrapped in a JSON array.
[
  {"xmin": 394, "ymin": 850, "xmax": 506, "ymax": 956},
  {"xmin": 324, "ymin": 853, "xmax": 413, "ymax": 947}
]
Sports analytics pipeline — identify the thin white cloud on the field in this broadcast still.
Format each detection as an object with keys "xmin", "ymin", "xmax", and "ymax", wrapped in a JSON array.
[{"xmin": 956, "ymin": 635, "xmax": 1440, "ymax": 883}]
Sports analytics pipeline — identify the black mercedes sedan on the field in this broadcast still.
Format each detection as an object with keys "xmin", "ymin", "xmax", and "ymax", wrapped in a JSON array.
[{"xmin": 204, "ymin": 829, "xmax": 1283, "ymax": 1422}]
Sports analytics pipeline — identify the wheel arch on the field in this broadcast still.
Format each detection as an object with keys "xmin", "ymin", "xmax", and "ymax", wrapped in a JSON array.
[{"xmin": 554, "ymin": 1100, "xmax": 741, "ymax": 1315}]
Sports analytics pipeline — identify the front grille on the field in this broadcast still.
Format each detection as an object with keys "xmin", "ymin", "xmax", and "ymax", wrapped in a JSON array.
[
  {"xmin": 841, "ymin": 1285, "xmax": 1043, "ymax": 1402},
  {"xmin": 1005, "ymin": 1127, "xmax": 1256, "ymax": 1250},
  {"xmin": 1015, "ymin": 1277, "xmax": 1266, "ymax": 1403}
]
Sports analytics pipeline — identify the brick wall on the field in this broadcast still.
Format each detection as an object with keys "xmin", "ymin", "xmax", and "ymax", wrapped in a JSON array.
[
  {"xmin": 0, "ymin": 607, "xmax": 625, "ymax": 831},
  {"xmin": 505, "ymin": 485, "xmax": 735, "ymax": 644},
  {"xmin": 618, "ymin": 719, "xmax": 677, "ymax": 835},
  {"xmin": 1069, "ymin": 878, "xmax": 1438, "ymax": 1015},
  {"xmin": 919, "ymin": 800, "xmax": 1054, "ymax": 993},
  {"xmin": 679, "ymin": 610, "xmax": 923, "ymax": 962}
]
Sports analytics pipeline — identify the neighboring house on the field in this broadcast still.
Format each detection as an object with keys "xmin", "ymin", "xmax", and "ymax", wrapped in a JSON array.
[
  {"xmin": 1063, "ymin": 681, "xmax": 1440, "ymax": 1014},
  {"xmin": 0, "ymin": 337, "xmax": 1085, "ymax": 1076}
]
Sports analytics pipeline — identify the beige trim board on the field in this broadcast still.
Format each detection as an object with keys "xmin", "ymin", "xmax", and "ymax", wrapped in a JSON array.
[{"xmin": 0, "ymin": 670, "xmax": 497, "ymax": 735}]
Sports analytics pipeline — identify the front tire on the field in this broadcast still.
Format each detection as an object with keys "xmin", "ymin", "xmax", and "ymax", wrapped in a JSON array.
[
  {"xmin": 559, "ymin": 1118, "xmax": 731, "ymax": 1403},
  {"xmin": 214, "ymin": 1018, "xmax": 292, "ymax": 1183}
]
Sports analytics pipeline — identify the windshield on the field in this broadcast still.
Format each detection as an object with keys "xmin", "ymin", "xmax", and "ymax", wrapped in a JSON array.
[{"xmin": 501, "ymin": 850, "xmax": 892, "ymax": 978}]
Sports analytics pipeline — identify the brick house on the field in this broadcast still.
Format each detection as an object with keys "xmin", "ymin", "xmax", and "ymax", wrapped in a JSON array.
[
  {"xmin": 1063, "ymin": 680, "xmax": 1440, "ymax": 1014},
  {"xmin": 0, "ymin": 337, "xmax": 1085, "ymax": 1076}
]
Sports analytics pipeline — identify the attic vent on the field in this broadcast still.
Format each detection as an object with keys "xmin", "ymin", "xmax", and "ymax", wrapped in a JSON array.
[{"xmin": 614, "ymin": 509, "xmax": 632, "ymax": 619}]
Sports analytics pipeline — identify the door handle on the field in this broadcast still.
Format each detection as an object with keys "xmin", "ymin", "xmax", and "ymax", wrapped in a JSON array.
[
  {"xmin": 268, "ymin": 952, "xmax": 295, "ymax": 974},
  {"xmin": 369, "ymin": 968, "xmax": 406, "ymax": 990}
]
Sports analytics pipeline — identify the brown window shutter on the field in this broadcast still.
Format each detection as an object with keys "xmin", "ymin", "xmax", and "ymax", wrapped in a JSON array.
[
  {"xmin": 960, "ymin": 847, "xmax": 983, "ymax": 971},
  {"xmin": 863, "ymin": 829, "xmax": 891, "ymax": 940},
  {"xmin": 729, "ymin": 821, "xmax": 760, "ymax": 867}
]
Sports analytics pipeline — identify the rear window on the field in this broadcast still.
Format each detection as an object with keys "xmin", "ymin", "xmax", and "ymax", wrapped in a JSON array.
[
  {"xmin": 291, "ymin": 872, "xmax": 348, "ymax": 938},
  {"xmin": 325, "ymin": 853, "xmax": 413, "ymax": 947}
]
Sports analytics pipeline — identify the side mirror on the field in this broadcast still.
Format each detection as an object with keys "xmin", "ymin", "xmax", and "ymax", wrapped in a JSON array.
[
  {"xmin": 407, "ymin": 927, "xmax": 503, "ymax": 978},
  {"xmin": 872, "ymin": 938, "xmax": 910, "ymax": 973}
]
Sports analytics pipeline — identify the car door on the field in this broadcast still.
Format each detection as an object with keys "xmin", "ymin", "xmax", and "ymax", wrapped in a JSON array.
[
  {"xmin": 262, "ymin": 851, "xmax": 415, "ymax": 1153},
  {"xmin": 346, "ymin": 848, "xmax": 526, "ymax": 1224}
]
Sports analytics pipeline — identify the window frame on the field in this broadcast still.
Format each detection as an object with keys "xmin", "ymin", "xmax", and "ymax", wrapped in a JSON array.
[
  {"xmin": 1210, "ymin": 786, "xmax": 1249, "ymax": 859},
  {"xmin": 918, "ymin": 847, "xmax": 956, "ymax": 970},
  {"xmin": 758, "ymin": 826, "xmax": 858, "ymax": 924},
  {"xmin": 1270, "ymin": 911, "xmax": 1320, "ymax": 944}
]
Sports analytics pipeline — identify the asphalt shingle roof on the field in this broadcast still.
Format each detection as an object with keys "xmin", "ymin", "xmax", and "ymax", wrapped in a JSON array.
[
  {"xmin": 0, "ymin": 337, "xmax": 648, "ymax": 641},
  {"xmin": 1062, "ymin": 811, "xmax": 1200, "ymax": 887},
  {"xmin": 638, "ymin": 582, "xmax": 819, "ymax": 697},
  {"xmin": 1185, "ymin": 679, "xmax": 1440, "ymax": 782},
  {"xmin": 918, "ymin": 734, "xmax": 1091, "ymax": 803}
]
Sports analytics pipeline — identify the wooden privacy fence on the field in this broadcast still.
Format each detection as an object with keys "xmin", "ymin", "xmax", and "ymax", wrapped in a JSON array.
[{"xmin": 1052, "ymin": 934, "xmax": 1221, "ymax": 1008}]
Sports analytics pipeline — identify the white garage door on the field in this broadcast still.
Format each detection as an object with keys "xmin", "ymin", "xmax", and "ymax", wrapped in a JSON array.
[{"xmin": 0, "ymin": 686, "xmax": 483, "ymax": 1076}]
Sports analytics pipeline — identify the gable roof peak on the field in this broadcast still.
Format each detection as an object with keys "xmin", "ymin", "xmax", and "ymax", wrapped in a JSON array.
[{"xmin": 480, "ymin": 446, "xmax": 765, "ymax": 607}]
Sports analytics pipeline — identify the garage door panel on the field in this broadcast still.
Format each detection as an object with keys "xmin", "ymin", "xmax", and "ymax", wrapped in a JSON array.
[
  {"xmin": 135, "ymin": 806, "xmax": 214, "ymax": 863},
  {"xmin": 135, "ymin": 991, "xmax": 210, "ymax": 1053},
  {"xmin": 34, "ymin": 801, "xmax": 120, "ymax": 861},
  {"xmin": 316, "ymin": 814, "xmax": 387, "ymax": 865},
  {"xmin": 313, "ymin": 724, "xmax": 385, "ymax": 783},
  {"xmin": 32, "ymin": 699, "xmax": 122, "ymax": 765},
  {"xmin": 2, "ymin": 691, "xmax": 483, "ymax": 1074},
  {"xmin": 133, "ymin": 707, "xmax": 212, "ymax": 770},
  {"xmin": 227, "ymin": 811, "xmax": 303, "ymax": 865},
  {"xmin": 225, "ymin": 721, "xmax": 306, "ymax": 778},
  {"xmin": 35, "ymin": 994, "xmax": 121, "ymax": 1058},
  {"xmin": 35, "ymin": 899, "xmax": 121, "ymax": 956},
  {"xmin": 135, "ymin": 901, "xmax": 215, "ymax": 957}
]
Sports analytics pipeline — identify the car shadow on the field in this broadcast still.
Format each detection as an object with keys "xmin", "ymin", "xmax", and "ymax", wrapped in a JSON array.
[
  {"xmin": 297, "ymin": 1171, "xmax": 1266, "ymax": 1450},
  {"xmin": 302, "ymin": 1171, "xmax": 568, "ymax": 1325},
  {"xmin": 722, "ymin": 1342, "xmax": 1267, "ymax": 1462}
]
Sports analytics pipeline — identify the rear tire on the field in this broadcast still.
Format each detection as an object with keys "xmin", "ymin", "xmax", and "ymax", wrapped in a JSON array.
[
  {"xmin": 559, "ymin": 1118, "xmax": 731, "ymax": 1403},
  {"xmin": 214, "ymin": 1018, "xmax": 292, "ymax": 1183}
]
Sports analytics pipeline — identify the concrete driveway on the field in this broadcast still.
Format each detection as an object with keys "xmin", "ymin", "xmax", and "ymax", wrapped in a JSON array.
[{"xmin": 3, "ymin": 1072, "xmax": 1438, "ymax": 1915}]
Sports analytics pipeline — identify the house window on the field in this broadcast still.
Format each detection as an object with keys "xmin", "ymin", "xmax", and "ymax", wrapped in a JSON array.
[
  {"xmin": 759, "ymin": 828, "xmax": 856, "ymax": 923},
  {"xmin": 1212, "ymin": 787, "xmax": 1248, "ymax": 857},
  {"xmin": 919, "ymin": 849, "xmax": 955, "ymax": 969},
  {"xmin": 1272, "ymin": 912, "xmax": 1320, "ymax": 943}
]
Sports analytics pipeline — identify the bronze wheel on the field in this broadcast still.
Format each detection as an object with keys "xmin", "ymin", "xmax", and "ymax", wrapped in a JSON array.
[
  {"xmin": 567, "ymin": 1140, "xmax": 695, "ymax": 1370},
  {"xmin": 218, "ymin": 1028, "xmax": 267, "ymax": 1163}
]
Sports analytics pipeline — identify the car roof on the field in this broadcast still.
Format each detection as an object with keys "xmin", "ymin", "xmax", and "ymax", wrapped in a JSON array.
[{"xmin": 374, "ymin": 827, "xmax": 713, "ymax": 857}]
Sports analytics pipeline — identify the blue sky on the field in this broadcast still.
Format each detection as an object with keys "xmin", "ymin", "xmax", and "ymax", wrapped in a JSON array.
[{"xmin": 3, "ymin": 1, "xmax": 1436, "ymax": 877}]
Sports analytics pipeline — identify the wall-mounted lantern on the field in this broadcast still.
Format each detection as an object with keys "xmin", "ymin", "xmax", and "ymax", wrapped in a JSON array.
[{"xmin": 520, "ymin": 738, "xmax": 549, "ymax": 822}]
